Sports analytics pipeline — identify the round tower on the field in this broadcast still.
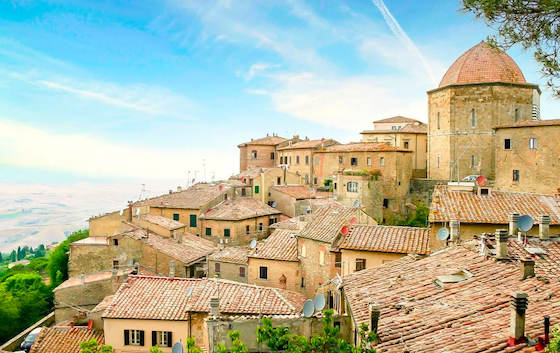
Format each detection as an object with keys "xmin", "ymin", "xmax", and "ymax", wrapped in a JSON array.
[{"xmin": 427, "ymin": 41, "xmax": 540, "ymax": 181}]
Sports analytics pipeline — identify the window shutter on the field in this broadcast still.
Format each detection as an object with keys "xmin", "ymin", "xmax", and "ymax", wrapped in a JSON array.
[
  {"xmin": 167, "ymin": 332, "xmax": 173, "ymax": 347},
  {"xmin": 140, "ymin": 330, "xmax": 145, "ymax": 346},
  {"xmin": 124, "ymin": 330, "xmax": 130, "ymax": 346},
  {"xmin": 152, "ymin": 331, "xmax": 157, "ymax": 347}
]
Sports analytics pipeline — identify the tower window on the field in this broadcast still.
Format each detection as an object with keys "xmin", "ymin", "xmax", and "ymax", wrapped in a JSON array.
[
  {"xmin": 404, "ymin": 141, "xmax": 409, "ymax": 149},
  {"xmin": 437, "ymin": 156, "xmax": 440, "ymax": 169},
  {"xmin": 251, "ymin": 150, "xmax": 257, "ymax": 159},
  {"xmin": 380, "ymin": 157, "xmax": 385, "ymax": 166},
  {"xmin": 347, "ymin": 182, "xmax": 359, "ymax": 192},
  {"xmin": 470, "ymin": 155, "xmax": 475, "ymax": 169},
  {"xmin": 504, "ymin": 139, "xmax": 512, "ymax": 150},
  {"xmin": 470, "ymin": 109, "xmax": 476, "ymax": 128},
  {"xmin": 529, "ymin": 138, "xmax": 537, "ymax": 149},
  {"xmin": 351, "ymin": 157, "xmax": 358, "ymax": 166},
  {"xmin": 515, "ymin": 108, "xmax": 520, "ymax": 122},
  {"xmin": 437, "ymin": 112, "xmax": 440, "ymax": 130},
  {"xmin": 270, "ymin": 152, "xmax": 275, "ymax": 160},
  {"xmin": 513, "ymin": 170, "xmax": 520, "ymax": 181}
]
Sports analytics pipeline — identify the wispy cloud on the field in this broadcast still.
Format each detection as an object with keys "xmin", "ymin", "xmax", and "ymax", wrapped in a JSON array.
[{"xmin": 239, "ymin": 62, "xmax": 281, "ymax": 81}]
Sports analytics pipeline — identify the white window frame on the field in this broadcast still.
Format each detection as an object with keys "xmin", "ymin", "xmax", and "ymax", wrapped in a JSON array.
[
  {"xmin": 380, "ymin": 157, "xmax": 385, "ymax": 166},
  {"xmin": 131, "ymin": 330, "xmax": 141, "ymax": 346},
  {"xmin": 158, "ymin": 331, "xmax": 168, "ymax": 347},
  {"xmin": 347, "ymin": 182, "xmax": 359, "ymax": 193},
  {"xmin": 529, "ymin": 137, "xmax": 537, "ymax": 149},
  {"xmin": 366, "ymin": 157, "xmax": 371, "ymax": 166},
  {"xmin": 319, "ymin": 250, "xmax": 325, "ymax": 265}
]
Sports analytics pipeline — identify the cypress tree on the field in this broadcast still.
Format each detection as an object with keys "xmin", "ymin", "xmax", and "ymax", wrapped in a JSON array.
[{"xmin": 10, "ymin": 250, "xmax": 16, "ymax": 262}]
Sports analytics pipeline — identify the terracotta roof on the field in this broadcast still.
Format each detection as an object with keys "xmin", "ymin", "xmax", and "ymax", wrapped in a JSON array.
[
  {"xmin": 122, "ymin": 228, "xmax": 214, "ymax": 266},
  {"xmin": 103, "ymin": 275, "xmax": 306, "ymax": 320},
  {"xmin": 270, "ymin": 215, "xmax": 310, "ymax": 230},
  {"xmin": 53, "ymin": 269, "xmax": 129, "ymax": 292},
  {"xmin": 71, "ymin": 237, "xmax": 108, "ymax": 245},
  {"xmin": 429, "ymin": 185, "xmax": 560, "ymax": 225},
  {"xmin": 90, "ymin": 295, "xmax": 115, "ymax": 314},
  {"xmin": 270, "ymin": 185, "xmax": 315, "ymax": 200},
  {"xmin": 199, "ymin": 198, "xmax": 282, "ymax": 221},
  {"xmin": 139, "ymin": 213, "xmax": 185, "ymax": 230},
  {"xmin": 342, "ymin": 244, "xmax": 560, "ymax": 352},
  {"xmin": 238, "ymin": 135, "xmax": 288, "ymax": 147},
  {"xmin": 29, "ymin": 327, "xmax": 104, "ymax": 353},
  {"xmin": 339, "ymin": 225, "xmax": 431, "ymax": 255},
  {"xmin": 209, "ymin": 246, "xmax": 251, "ymax": 264},
  {"xmin": 361, "ymin": 123, "xmax": 428, "ymax": 135},
  {"xmin": 439, "ymin": 41, "xmax": 528, "ymax": 88},
  {"xmin": 250, "ymin": 229, "xmax": 299, "ymax": 262},
  {"xmin": 318, "ymin": 142, "xmax": 411, "ymax": 153},
  {"xmin": 277, "ymin": 139, "xmax": 338, "ymax": 151},
  {"xmin": 229, "ymin": 167, "xmax": 271, "ymax": 181},
  {"xmin": 299, "ymin": 205, "xmax": 367, "ymax": 243},
  {"xmin": 373, "ymin": 116, "xmax": 421, "ymax": 124},
  {"xmin": 146, "ymin": 183, "xmax": 228, "ymax": 209},
  {"xmin": 493, "ymin": 119, "xmax": 560, "ymax": 129}
]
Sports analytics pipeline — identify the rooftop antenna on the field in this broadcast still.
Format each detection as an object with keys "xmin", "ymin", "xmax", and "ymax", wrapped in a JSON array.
[
  {"xmin": 302, "ymin": 299, "xmax": 315, "ymax": 318},
  {"xmin": 137, "ymin": 184, "xmax": 146, "ymax": 201},
  {"xmin": 194, "ymin": 171, "xmax": 200, "ymax": 184},
  {"xmin": 517, "ymin": 215, "xmax": 534, "ymax": 245},
  {"xmin": 437, "ymin": 227, "xmax": 450, "ymax": 242}
]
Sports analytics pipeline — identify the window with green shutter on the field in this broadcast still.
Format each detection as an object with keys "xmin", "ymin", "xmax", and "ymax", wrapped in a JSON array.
[
  {"xmin": 224, "ymin": 229, "xmax": 230, "ymax": 237},
  {"xmin": 173, "ymin": 213, "xmax": 179, "ymax": 221},
  {"xmin": 205, "ymin": 228, "xmax": 212, "ymax": 236},
  {"xmin": 255, "ymin": 185, "xmax": 260, "ymax": 194},
  {"xmin": 189, "ymin": 214, "xmax": 197, "ymax": 228}
]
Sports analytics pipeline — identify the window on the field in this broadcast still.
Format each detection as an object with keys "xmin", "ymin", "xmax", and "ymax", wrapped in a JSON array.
[
  {"xmin": 367, "ymin": 157, "xmax": 371, "ymax": 166},
  {"xmin": 338, "ymin": 156, "xmax": 343, "ymax": 164},
  {"xmin": 334, "ymin": 182, "xmax": 337, "ymax": 190},
  {"xmin": 380, "ymin": 157, "xmax": 385, "ymax": 166},
  {"xmin": 305, "ymin": 174, "xmax": 309, "ymax": 184},
  {"xmin": 301, "ymin": 277, "xmax": 306, "ymax": 288},
  {"xmin": 437, "ymin": 112, "xmax": 440, "ymax": 129},
  {"xmin": 470, "ymin": 155, "xmax": 475, "ymax": 169},
  {"xmin": 529, "ymin": 137, "xmax": 537, "ymax": 149},
  {"xmin": 347, "ymin": 182, "xmax": 359, "ymax": 192},
  {"xmin": 124, "ymin": 329, "xmax": 144, "ymax": 346},
  {"xmin": 296, "ymin": 155, "xmax": 300, "ymax": 164},
  {"xmin": 513, "ymin": 169, "xmax": 520, "ymax": 181},
  {"xmin": 246, "ymin": 225, "xmax": 250, "ymax": 235},
  {"xmin": 255, "ymin": 185, "xmax": 260, "ymax": 194},
  {"xmin": 113, "ymin": 239, "xmax": 119, "ymax": 246},
  {"xmin": 215, "ymin": 263, "xmax": 221, "ymax": 273},
  {"xmin": 470, "ymin": 108, "xmax": 476, "ymax": 128},
  {"xmin": 314, "ymin": 156, "xmax": 319, "ymax": 165},
  {"xmin": 269, "ymin": 218, "xmax": 277, "ymax": 225},
  {"xmin": 515, "ymin": 108, "xmax": 520, "ymax": 122},
  {"xmin": 437, "ymin": 156, "xmax": 440, "ymax": 169},
  {"xmin": 404, "ymin": 141, "xmax": 409, "ymax": 149},
  {"xmin": 205, "ymin": 228, "xmax": 212, "ymax": 236},
  {"xmin": 351, "ymin": 157, "xmax": 358, "ymax": 166},
  {"xmin": 277, "ymin": 177, "xmax": 281, "ymax": 185},
  {"xmin": 289, "ymin": 156, "xmax": 292, "ymax": 164},
  {"xmin": 305, "ymin": 155, "xmax": 309, "ymax": 165},
  {"xmin": 152, "ymin": 331, "xmax": 172, "ymax": 348},
  {"xmin": 504, "ymin": 139, "xmax": 511, "ymax": 150},
  {"xmin": 259, "ymin": 223, "xmax": 263, "ymax": 232},
  {"xmin": 224, "ymin": 194, "xmax": 228, "ymax": 201},
  {"xmin": 313, "ymin": 177, "xmax": 318, "ymax": 185},
  {"xmin": 224, "ymin": 229, "xmax": 230, "ymax": 237},
  {"xmin": 251, "ymin": 150, "xmax": 257, "ymax": 159},
  {"xmin": 259, "ymin": 266, "xmax": 268, "ymax": 279},
  {"xmin": 301, "ymin": 243, "xmax": 307, "ymax": 257},
  {"xmin": 113, "ymin": 260, "xmax": 119, "ymax": 269},
  {"xmin": 356, "ymin": 258, "xmax": 366, "ymax": 272},
  {"xmin": 319, "ymin": 250, "xmax": 325, "ymax": 265},
  {"xmin": 173, "ymin": 213, "xmax": 180, "ymax": 221},
  {"xmin": 335, "ymin": 252, "xmax": 341, "ymax": 268},
  {"xmin": 383, "ymin": 199, "xmax": 389, "ymax": 208},
  {"xmin": 270, "ymin": 152, "xmax": 275, "ymax": 160},
  {"xmin": 241, "ymin": 188, "xmax": 247, "ymax": 196},
  {"xmin": 391, "ymin": 126, "xmax": 398, "ymax": 130}
]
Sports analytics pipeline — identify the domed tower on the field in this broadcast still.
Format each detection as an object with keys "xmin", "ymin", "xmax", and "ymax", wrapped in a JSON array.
[{"xmin": 427, "ymin": 41, "xmax": 540, "ymax": 181}]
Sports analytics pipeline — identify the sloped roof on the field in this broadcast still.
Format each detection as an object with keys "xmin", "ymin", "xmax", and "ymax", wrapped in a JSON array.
[
  {"xmin": 342, "ymin": 244, "xmax": 560, "ymax": 352},
  {"xmin": 29, "ymin": 327, "xmax": 104, "ymax": 353},
  {"xmin": 209, "ymin": 246, "xmax": 251, "ymax": 264},
  {"xmin": 54, "ymin": 269, "xmax": 128, "ymax": 292},
  {"xmin": 269, "ymin": 215, "xmax": 310, "ymax": 230},
  {"xmin": 270, "ymin": 186, "xmax": 315, "ymax": 200},
  {"xmin": 229, "ymin": 167, "xmax": 271, "ymax": 181},
  {"xmin": 361, "ymin": 123, "xmax": 428, "ymax": 135},
  {"xmin": 318, "ymin": 142, "xmax": 411, "ymax": 153},
  {"xmin": 103, "ymin": 276, "xmax": 306, "ymax": 320},
  {"xmin": 299, "ymin": 205, "xmax": 365, "ymax": 243},
  {"xmin": 238, "ymin": 135, "xmax": 288, "ymax": 147},
  {"xmin": 439, "ymin": 41, "xmax": 528, "ymax": 88},
  {"xmin": 199, "ymin": 198, "xmax": 282, "ymax": 221},
  {"xmin": 276, "ymin": 139, "xmax": 338, "ymax": 151},
  {"xmin": 139, "ymin": 213, "xmax": 185, "ymax": 230},
  {"xmin": 429, "ymin": 185, "xmax": 560, "ymax": 225},
  {"xmin": 373, "ymin": 116, "xmax": 421, "ymax": 124},
  {"xmin": 250, "ymin": 229, "xmax": 299, "ymax": 262},
  {"xmin": 146, "ymin": 183, "xmax": 228, "ymax": 209},
  {"xmin": 493, "ymin": 119, "xmax": 560, "ymax": 129},
  {"xmin": 339, "ymin": 225, "xmax": 431, "ymax": 255}
]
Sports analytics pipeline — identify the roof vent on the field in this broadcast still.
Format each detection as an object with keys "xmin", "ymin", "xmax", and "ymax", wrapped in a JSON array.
[{"xmin": 434, "ymin": 269, "xmax": 474, "ymax": 288}]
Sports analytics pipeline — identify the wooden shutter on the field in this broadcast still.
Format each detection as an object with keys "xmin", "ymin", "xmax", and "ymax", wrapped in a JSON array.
[
  {"xmin": 124, "ymin": 330, "xmax": 130, "ymax": 346},
  {"xmin": 139, "ymin": 330, "xmax": 145, "ymax": 346},
  {"xmin": 152, "ymin": 331, "xmax": 157, "ymax": 347},
  {"xmin": 167, "ymin": 332, "xmax": 173, "ymax": 347}
]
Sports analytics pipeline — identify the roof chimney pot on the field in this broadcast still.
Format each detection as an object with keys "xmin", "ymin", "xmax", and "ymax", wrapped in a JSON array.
[
  {"xmin": 520, "ymin": 259, "xmax": 535, "ymax": 280},
  {"xmin": 495, "ymin": 229, "xmax": 509, "ymax": 260},
  {"xmin": 169, "ymin": 260, "xmax": 175, "ymax": 279},
  {"xmin": 538, "ymin": 215, "xmax": 550, "ymax": 240},
  {"xmin": 450, "ymin": 220, "xmax": 460, "ymax": 241},
  {"xmin": 508, "ymin": 291, "xmax": 528, "ymax": 346},
  {"xmin": 210, "ymin": 296, "xmax": 220, "ymax": 318},
  {"xmin": 369, "ymin": 304, "xmax": 380, "ymax": 334},
  {"xmin": 508, "ymin": 213, "xmax": 520, "ymax": 236}
]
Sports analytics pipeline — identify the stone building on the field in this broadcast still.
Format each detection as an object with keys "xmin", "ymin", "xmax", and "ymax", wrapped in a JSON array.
[
  {"xmin": 132, "ymin": 213, "xmax": 188, "ymax": 238},
  {"xmin": 238, "ymin": 134, "xmax": 299, "ymax": 172},
  {"xmin": 493, "ymin": 119, "xmax": 560, "ymax": 194},
  {"xmin": 268, "ymin": 185, "xmax": 316, "ymax": 217},
  {"xmin": 360, "ymin": 116, "xmax": 428, "ymax": 177},
  {"xmin": 427, "ymin": 41, "xmax": 541, "ymax": 181},
  {"xmin": 229, "ymin": 166, "xmax": 303, "ymax": 205},
  {"xmin": 276, "ymin": 138, "xmax": 338, "ymax": 184},
  {"xmin": 207, "ymin": 246, "xmax": 250, "ymax": 283}
]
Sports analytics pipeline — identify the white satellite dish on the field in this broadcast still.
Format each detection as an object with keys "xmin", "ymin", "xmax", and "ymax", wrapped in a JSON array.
[
  {"xmin": 353, "ymin": 200, "xmax": 360, "ymax": 208},
  {"xmin": 135, "ymin": 208, "xmax": 140, "ymax": 216},
  {"xmin": 314, "ymin": 294, "xmax": 326, "ymax": 311},
  {"xmin": 186, "ymin": 287, "xmax": 193, "ymax": 298},
  {"xmin": 302, "ymin": 299, "xmax": 315, "ymax": 318},
  {"xmin": 171, "ymin": 342, "xmax": 184, "ymax": 353},
  {"xmin": 271, "ymin": 201, "xmax": 277, "ymax": 208},
  {"xmin": 518, "ymin": 215, "xmax": 534, "ymax": 232},
  {"xmin": 437, "ymin": 227, "xmax": 450, "ymax": 241},
  {"xmin": 119, "ymin": 209, "xmax": 124, "ymax": 216},
  {"xmin": 333, "ymin": 194, "xmax": 338, "ymax": 201},
  {"xmin": 249, "ymin": 239, "xmax": 257, "ymax": 249}
]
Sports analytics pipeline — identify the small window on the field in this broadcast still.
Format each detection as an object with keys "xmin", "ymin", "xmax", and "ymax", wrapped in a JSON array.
[
  {"xmin": 239, "ymin": 267, "xmax": 246, "ymax": 278},
  {"xmin": 205, "ymin": 228, "xmax": 212, "ymax": 236},
  {"xmin": 334, "ymin": 182, "xmax": 337, "ymax": 190},
  {"xmin": 347, "ymin": 182, "xmax": 359, "ymax": 192},
  {"xmin": 125, "ymin": 329, "xmax": 144, "ymax": 346},
  {"xmin": 471, "ymin": 108, "xmax": 476, "ymax": 128},
  {"xmin": 154, "ymin": 331, "xmax": 171, "ymax": 348},
  {"xmin": 241, "ymin": 188, "xmax": 247, "ymax": 196},
  {"xmin": 470, "ymin": 155, "xmax": 475, "ymax": 169},
  {"xmin": 173, "ymin": 213, "xmax": 179, "ymax": 221},
  {"xmin": 289, "ymin": 156, "xmax": 292, "ymax": 164},
  {"xmin": 504, "ymin": 139, "xmax": 511, "ymax": 150},
  {"xmin": 270, "ymin": 152, "xmax": 275, "ymax": 160},
  {"xmin": 529, "ymin": 137, "xmax": 537, "ymax": 149},
  {"xmin": 351, "ymin": 157, "xmax": 358, "ymax": 166},
  {"xmin": 436, "ymin": 156, "xmax": 440, "ymax": 169},
  {"xmin": 513, "ymin": 169, "xmax": 520, "ymax": 181},
  {"xmin": 215, "ymin": 262, "xmax": 221, "ymax": 273},
  {"xmin": 356, "ymin": 259, "xmax": 366, "ymax": 272},
  {"xmin": 339, "ymin": 156, "xmax": 343, "ymax": 164},
  {"xmin": 515, "ymin": 108, "xmax": 520, "ymax": 122},
  {"xmin": 251, "ymin": 150, "xmax": 257, "ymax": 159},
  {"xmin": 305, "ymin": 155, "xmax": 309, "ymax": 165},
  {"xmin": 367, "ymin": 157, "xmax": 371, "ymax": 166},
  {"xmin": 259, "ymin": 266, "xmax": 268, "ymax": 279},
  {"xmin": 314, "ymin": 156, "xmax": 319, "ymax": 165},
  {"xmin": 404, "ymin": 141, "xmax": 409, "ymax": 149},
  {"xmin": 224, "ymin": 229, "xmax": 230, "ymax": 237},
  {"xmin": 255, "ymin": 185, "xmax": 260, "ymax": 194},
  {"xmin": 319, "ymin": 250, "xmax": 325, "ymax": 265},
  {"xmin": 313, "ymin": 177, "xmax": 318, "ymax": 185},
  {"xmin": 391, "ymin": 126, "xmax": 398, "ymax": 130},
  {"xmin": 380, "ymin": 157, "xmax": 385, "ymax": 166},
  {"xmin": 301, "ymin": 243, "xmax": 307, "ymax": 257},
  {"xmin": 383, "ymin": 199, "xmax": 389, "ymax": 208},
  {"xmin": 113, "ymin": 260, "xmax": 119, "ymax": 269},
  {"xmin": 113, "ymin": 239, "xmax": 119, "ymax": 246},
  {"xmin": 296, "ymin": 155, "xmax": 300, "ymax": 164},
  {"xmin": 259, "ymin": 223, "xmax": 263, "ymax": 232},
  {"xmin": 269, "ymin": 218, "xmax": 277, "ymax": 225},
  {"xmin": 437, "ymin": 112, "xmax": 440, "ymax": 129},
  {"xmin": 301, "ymin": 277, "xmax": 306, "ymax": 288},
  {"xmin": 277, "ymin": 177, "xmax": 281, "ymax": 185},
  {"xmin": 246, "ymin": 225, "xmax": 250, "ymax": 235},
  {"xmin": 335, "ymin": 252, "xmax": 341, "ymax": 268}
]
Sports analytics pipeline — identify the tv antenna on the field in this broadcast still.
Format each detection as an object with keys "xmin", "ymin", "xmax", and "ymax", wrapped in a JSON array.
[
  {"xmin": 137, "ymin": 184, "xmax": 146, "ymax": 201},
  {"xmin": 437, "ymin": 227, "xmax": 450, "ymax": 241},
  {"xmin": 302, "ymin": 299, "xmax": 315, "ymax": 318}
]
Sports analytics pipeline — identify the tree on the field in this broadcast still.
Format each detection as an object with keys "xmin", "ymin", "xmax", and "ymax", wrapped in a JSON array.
[
  {"xmin": 149, "ymin": 346, "xmax": 165, "ymax": 353},
  {"xmin": 10, "ymin": 250, "xmax": 16, "ymax": 263},
  {"xmin": 47, "ymin": 229, "xmax": 89, "ymax": 286},
  {"xmin": 0, "ymin": 288, "xmax": 20, "ymax": 343},
  {"xmin": 16, "ymin": 247, "xmax": 21, "ymax": 261},
  {"xmin": 79, "ymin": 338, "xmax": 113, "ymax": 353},
  {"xmin": 462, "ymin": 0, "xmax": 560, "ymax": 95}
]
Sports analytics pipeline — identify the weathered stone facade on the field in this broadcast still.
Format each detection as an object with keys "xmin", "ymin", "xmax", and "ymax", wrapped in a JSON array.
[
  {"xmin": 248, "ymin": 258, "xmax": 301, "ymax": 292},
  {"xmin": 199, "ymin": 215, "xmax": 277, "ymax": 247}
]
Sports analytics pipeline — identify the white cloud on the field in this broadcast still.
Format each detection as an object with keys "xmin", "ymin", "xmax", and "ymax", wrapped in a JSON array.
[{"xmin": 239, "ymin": 62, "xmax": 281, "ymax": 81}]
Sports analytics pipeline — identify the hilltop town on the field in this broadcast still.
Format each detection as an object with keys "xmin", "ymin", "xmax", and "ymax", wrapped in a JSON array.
[{"xmin": 5, "ymin": 41, "xmax": 560, "ymax": 353}]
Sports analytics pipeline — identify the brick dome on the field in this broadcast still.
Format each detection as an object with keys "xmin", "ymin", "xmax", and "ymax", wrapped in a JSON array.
[{"xmin": 439, "ymin": 41, "xmax": 527, "ymax": 88}]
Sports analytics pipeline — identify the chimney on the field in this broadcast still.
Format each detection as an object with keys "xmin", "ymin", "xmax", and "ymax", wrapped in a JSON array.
[
  {"xmin": 123, "ymin": 272, "xmax": 128, "ymax": 282},
  {"xmin": 479, "ymin": 233, "xmax": 487, "ymax": 256},
  {"xmin": 449, "ymin": 220, "xmax": 459, "ymax": 241},
  {"xmin": 370, "ymin": 304, "xmax": 380, "ymax": 334},
  {"xmin": 169, "ymin": 189, "xmax": 173, "ymax": 194},
  {"xmin": 80, "ymin": 274, "xmax": 85, "ymax": 285},
  {"xmin": 210, "ymin": 297, "xmax": 220, "ymax": 317},
  {"xmin": 508, "ymin": 291, "xmax": 528, "ymax": 346},
  {"xmin": 496, "ymin": 229, "xmax": 509, "ymax": 260},
  {"xmin": 128, "ymin": 202, "xmax": 133, "ymax": 222},
  {"xmin": 538, "ymin": 215, "xmax": 550, "ymax": 240},
  {"xmin": 508, "ymin": 213, "xmax": 520, "ymax": 236},
  {"xmin": 177, "ymin": 186, "xmax": 182, "ymax": 192},
  {"xmin": 177, "ymin": 231, "xmax": 183, "ymax": 244},
  {"xmin": 169, "ymin": 260, "xmax": 175, "ymax": 279},
  {"xmin": 520, "ymin": 259, "xmax": 535, "ymax": 280},
  {"xmin": 112, "ymin": 269, "xmax": 118, "ymax": 277}
]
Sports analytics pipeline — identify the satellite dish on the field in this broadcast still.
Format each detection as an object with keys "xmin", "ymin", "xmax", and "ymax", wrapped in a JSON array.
[
  {"xmin": 518, "ymin": 215, "xmax": 534, "ymax": 232},
  {"xmin": 241, "ymin": 176, "xmax": 246, "ymax": 182},
  {"xmin": 341, "ymin": 225, "xmax": 350, "ymax": 236},
  {"xmin": 437, "ymin": 227, "xmax": 450, "ymax": 241},
  {"xmin": 172, "ymin": 342, "xmax": 184, "ymax": 353},
  {"xmin": 219, "ymin": 185, "xmax": 224, "ymax": 191},
  {"xmin": 350, "ymin": 217, "xmax": 358, "ymax": 225},
  {"xmin": 249, "ymin": 239, "xmax": 257, "ymax": 249},
  {"xmin": 333, "ymin": 194, "xmax": 338, "ymax": 201},
  {"xmin": 119, "ymin": 209, "xmax": 124, "ymax": 216},
  {"xmin": 186, "ymin": 287, "xmax": 193, "ymax": 298},
  {"xmin": 271, "ymin": 201, "xmax": 277, "ymax": 208},
  {"xmin": 135, "ymin": 208, "xmax": 140, "ymax": 216},
  {"xmin": 302, "ymin": 299, "xmax": 315, "ymax": 318},
  {"xmin": 353, "ymin": 200, "xmax": 360, "ymax": 208},
  {"xmin": 314, "ymin": 294, "xmax": 326, "ymax": 311},
  {"xmin": 476, "ymin": 175, "xmax": 487, "ymax": 186}
]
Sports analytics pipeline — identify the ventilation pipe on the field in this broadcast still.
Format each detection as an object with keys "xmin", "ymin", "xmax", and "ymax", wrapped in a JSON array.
[
  {"xmin": 539, "ymin": 215, "xmax": 550, "ymax": 240},
  {"xmin": 80, "ymin": 274, "xmax": 85, "ymax": 285},
  {"xmin": 508, "ymin": 291, "xmax": 528, "ymax": 346},
  {"xmin": 496, "ymin": 229, "xmax": 509, "ymax": 260},
  {"xmin": 210, "ymin": 297, "xmax": 220, "ymax": 318},
  {"xmin": 449, "ymin": 220, "xmax": 459, "ymax": 241},
  {"xmin": 520, "ymin": 259, "xmax": 535, "ymax": 280},
  {"xmin": 508, "ymin": 213, "xmax": 520, "ymax": 236},
  {"xmin": 169, "ymin": 260, "xmax": 175, "ymax": 279},
  {"xmin": 369, "ymin": 304, "xmax": 380, "ymax": 334},
  {"xmin": 177, "ymin": 231, "xmax": 183, "ymax": 244}
]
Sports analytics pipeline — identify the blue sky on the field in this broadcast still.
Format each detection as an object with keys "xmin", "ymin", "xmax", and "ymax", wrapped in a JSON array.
[{"xmin": 1, "ymin": 0, "xmax": 559, "ymax": 187}]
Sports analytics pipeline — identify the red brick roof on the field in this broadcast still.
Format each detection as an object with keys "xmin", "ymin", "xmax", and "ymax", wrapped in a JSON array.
[
  {"xmin": 209, "ymin": 246, "xmax": 251, "ymax": 264},
  {"xmin": 29, "ymin": 327, "xmax": 104, "ymax": 353},
  {"xmin": 299, "ymin": 205, "xmax": 371, "ymax": 243},
  {"xmin": 103, "ymin": 276, "xmax": 306, "ymax": 320},
  {"xmin": 373, "ymin": 116, "xmax": 421, "ymax": 124},
  {"xmin": 339, "ymin": 225, "xmax": 431, "ymax": 255},
  {"xmin": 269, "ymin": 215, "xmax": 310, "ymax": 230},
  {"xmin": 54, "ymin": 269, "xmax": 127, "ymax": 292},
  {"xmin": 277, "ymin": 139, "xmax": 338, "ymax": 151},
  {"xmin": 319, "ymin": 142, "xmax": 411, "ymax": 153},
  {"xmin": 139, "ymin": 213, "xmax": 185, "ymax": 230},
  {"xmin": 439, "ymin": 41, "xmax": 527, "ymax": 88},
  {"xmin": 238, "ymin": 135, "xmax": 288, "ymax": 147},
  {"xmin": 361, "ymin": 122, "xmax": 428, "ymax": 135},
  {"xmin": 199, "ymin": 198, "xmax": 282, "ymax": 221},
  {"xmin": 250, "ymin": 229, "xmax": 299, "ymax": 262},
  {"xmin": 429, "ymin": 185, "xmax": 560, "ymax": 225},
  {"xmin": 146, "ymin": 183, "xmax": 228, "ymax": 209},
  {"xmin": 493, "ymin": 119, "xmax": 560, "ymax": 129},
  {"xmin": 342, "ymin": 244, "xmax": 560, "ymax": 352},
  {"xmin": 269, "ymin": 185, "xmax": 315, "ymax": 200},
  {"xmin": 229, "ymin": 167, "xmax": 271, "ymax": 181}
]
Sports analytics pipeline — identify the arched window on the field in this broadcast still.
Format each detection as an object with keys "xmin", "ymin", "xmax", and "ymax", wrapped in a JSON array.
[
  {"xmin": 515, "ymin": 108, "xmax": 520, "ymax": 122},
  {"xmin": 251, "ymin": 150, "xmax": 257, "ymax": 159},
  {"xmin": 471, "ymin": 109, "xmax": 476, "ymax": 128}
]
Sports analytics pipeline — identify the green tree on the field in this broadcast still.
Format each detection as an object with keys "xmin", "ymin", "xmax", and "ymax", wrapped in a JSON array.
[
  {"xmin": 79, "ymin": 338, "xmax": 113, "ymax": 353},
  {"xmin": 3, "ymin": 273, "xmax": 52, "ymax": 329},
  {"xmin": 462, "ymin": 0, "xmax": 560, "ymax": 95},
  {"xmin": 27, "ymin": 257, "xmax": 49, "ymax": 274},
  {"xmin": 0, "ymin": 253, "xmax": 3, "ymax": 263},
  {"xmin": 16, "ymin": 247, "xmax": 22, "ymax": 261},
  {"xmin": 149, "ymin": 346, "xmax": 165, "ymax": 353},
  {"xmin": 0, "ymin": 288, "xmax": 20, "ymax": 343},
  {"xmin": 47, "ymin": 229, "xmax": 89, "ymax": 286},
  {"xmin": 10, "ymin": 250, "xmax": 16, "ymax": 263}
]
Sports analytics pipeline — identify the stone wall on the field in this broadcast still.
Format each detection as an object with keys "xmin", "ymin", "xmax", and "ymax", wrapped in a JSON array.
[
  {"xmin": 208, "ymin": 259, "xmax": 248, "ymax": 284},
  {"xmin": 248, "ymin": 258, "xmax": 301, "ymax": 293},
  {"xmin": 298, "ymin": 238, "xmax": 338, "ymax": 298},
  {"xmin": 89, "ymin": 209, "xmax": 130, "ymax": 237},
  {"xmin": 339, "ymin": 249, "xmax": 405, "ymax": 276},
  {"xmin": 69, "ymin": 243, "xmax": 111, "ymax": 278},
  {"xmin": 200, "ymin": 215, "xmax": 276, "ymax": 247}
]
